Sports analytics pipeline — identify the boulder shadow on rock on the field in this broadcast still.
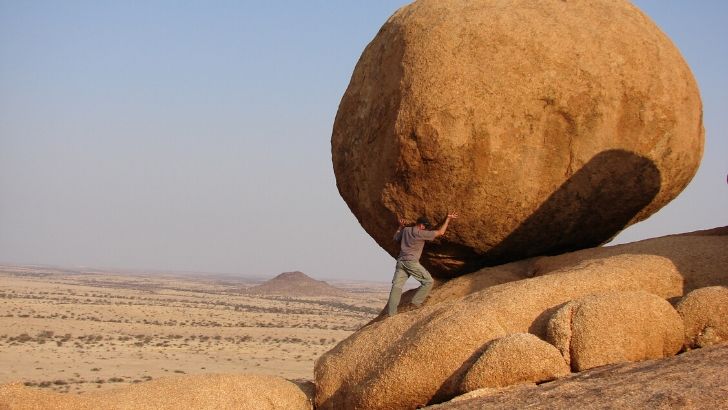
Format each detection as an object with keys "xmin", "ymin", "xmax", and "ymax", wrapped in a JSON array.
[{"xmin": 457, "ymin": 149, "xmax": 661, "ymax": 273}]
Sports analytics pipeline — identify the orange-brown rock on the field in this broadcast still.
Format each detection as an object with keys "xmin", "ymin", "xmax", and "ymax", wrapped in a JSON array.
[
  {"xmin": 459, "ymin": 333, "xmax": 569, "ymax": 392},
  {"xmin": 332, "ymin": 0, "xmax": 704, "ymax": 279},
  {"xmin": 0, "ymin": 374, "xmax": 312, "ymax": 410},
  {"xmin": 317, "ymin": 228, "xmax": 728, "ymax": 410},
  {"xmin": 676, "ymin": 286, "xmax": 728, "ymax": 348},
  {"xmin": 545, "ymin": 291, "xmax": 684, "ymax": 371},
  {"xmin": 315, "ymin": 257, "xmax": 684, "ymax": 409},
  {"xmin": 431, "ymin": 344, "xmax": 728, "ymax": 410}
]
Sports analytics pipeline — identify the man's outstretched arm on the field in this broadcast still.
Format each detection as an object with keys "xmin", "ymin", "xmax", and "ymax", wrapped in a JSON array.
[
  {"xmin": 434, "ymin": 212, "xmax": 458, "ymax": 237},
  {"xmin": 393, "ymin": 218, "xmax": 406, "ymax": 241}
]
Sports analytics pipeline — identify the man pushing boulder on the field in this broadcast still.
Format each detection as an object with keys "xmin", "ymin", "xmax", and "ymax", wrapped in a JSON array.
[{"xmin": 386, "ymin": 212, "xmax": 458, "ymax": 316}]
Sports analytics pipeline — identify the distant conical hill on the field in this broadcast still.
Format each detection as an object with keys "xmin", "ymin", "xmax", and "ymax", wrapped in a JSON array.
[{"xmin": 243, "ymin": 271, "xmax": 348, "ymax": 297}]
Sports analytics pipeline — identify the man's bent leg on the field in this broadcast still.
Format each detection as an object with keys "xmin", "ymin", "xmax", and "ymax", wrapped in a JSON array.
[
  {"xmin": 405, "ymin": 261, "xmax": 434, "ymax": 306},
  {"xmin": 387, "ymin": 262, "xmax": 409, "ymax": 316}
]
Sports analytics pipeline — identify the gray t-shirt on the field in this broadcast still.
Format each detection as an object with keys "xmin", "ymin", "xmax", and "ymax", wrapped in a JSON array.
[{"xmin": 394, "ymin": 226, "xmax": 437, "ymax": 261}]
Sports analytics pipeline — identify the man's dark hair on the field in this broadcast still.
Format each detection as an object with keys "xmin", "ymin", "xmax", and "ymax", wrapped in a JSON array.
[{"xmin": 416, "ymin": 216, "xmax": 431, "ymax": 228}]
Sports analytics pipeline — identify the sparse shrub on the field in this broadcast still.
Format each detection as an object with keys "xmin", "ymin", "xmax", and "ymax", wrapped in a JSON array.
[{"xmin": 37, "ymin": 330, "xmax": 54, "ymax": 339}]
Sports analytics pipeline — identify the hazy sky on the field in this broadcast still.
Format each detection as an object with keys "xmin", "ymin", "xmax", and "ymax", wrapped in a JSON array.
[{"xmin": 1, "ymin": 1, "xmax": 726, "ymax": 282}]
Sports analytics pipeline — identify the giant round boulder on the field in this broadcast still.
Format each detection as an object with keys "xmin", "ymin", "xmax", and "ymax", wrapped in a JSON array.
[{"xmin": 332, "ymin": 0, "xmax": 704, "ymax": 278}]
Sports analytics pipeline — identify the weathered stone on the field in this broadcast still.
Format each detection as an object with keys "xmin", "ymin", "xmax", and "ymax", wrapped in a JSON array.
[
  {"xmin": 676, "ymin": 286, "xmax": 728, "ymax": 348},
  {"xmin": 0, "ymin": 374, "xmax": 312, "ymax": 410},
  {"xmin": 459, "ymin": 333, "xmax": 569, "ymax": 392},
  {"xmin": 314, "ymin": 256, "xmax": 684, "ymax": 410},
  {"xmin": 545, "ymin": 291, "xmax": 684, "ymax": 371},
  {"xmin": 332, "ymin": 0, "xmax": 704, "ymax": 279},
  {"xmin": 317, "ymin": 228, "xmax": 728, "ymax": 410},
  {"xmin": 433, "ymin": 344, "xmax": 728, "ymax": 410}
]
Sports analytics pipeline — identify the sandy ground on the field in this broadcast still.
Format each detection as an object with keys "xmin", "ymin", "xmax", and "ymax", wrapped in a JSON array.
[{"xmin": 0, "ymin": 266, "xmax": 389, "ymax": 394}]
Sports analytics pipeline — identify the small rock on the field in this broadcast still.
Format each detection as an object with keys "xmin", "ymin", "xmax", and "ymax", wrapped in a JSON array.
[
  {"xmin": 459, "ymin": 333, "xmax": 569, "ymax": 392},
  {"xmin": 546, "ymin": 291, "xmax": 684, "ymax": 371},
  {"xmin": 675, "ymin": 286, "xmax": 728, "ymax": 348}
]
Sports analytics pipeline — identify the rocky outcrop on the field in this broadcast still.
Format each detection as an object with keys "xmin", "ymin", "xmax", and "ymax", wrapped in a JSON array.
[
  {"xmin": 459, "ymin": 333, "xmax": 569, "ymax": 392},
  {"xmin": 244, "ymin": 271, "xmax": 347, "ymax": 297},
  {"xmin": 332, "ymin": 0, "xmax": 704, "ymax": 279},
  {"xmin": 429, "ymin": 344, "xmax": 728, "ymax": 410},
  {"xmin": 316, "ymin": 229, "xmax": 728, "ymax": 409},
  {"xmin": 0, "ymin": 374, "xmax": 312, "ymax": 410},
  {"xmin": 676, "ymin": 286, "xmax": 728, "ymax": 348},
  {"xmin": 545, "ymin": 291, "xmax": 684, "ymax": 371},
  {"xmin": 315, "ymin": 259, "xmax": 683, "ymax": 409}
]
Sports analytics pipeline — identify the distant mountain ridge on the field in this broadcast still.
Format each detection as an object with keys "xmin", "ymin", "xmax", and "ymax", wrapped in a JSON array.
[{"xmin": 243, "ymin": 271, "xmax": 348, "ymax": 297}]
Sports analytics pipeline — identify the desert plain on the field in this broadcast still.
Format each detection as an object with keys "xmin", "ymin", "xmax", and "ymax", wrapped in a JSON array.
[{"xmin": 0, "ymin": 265, "xmax": 389, "ymax": 394}]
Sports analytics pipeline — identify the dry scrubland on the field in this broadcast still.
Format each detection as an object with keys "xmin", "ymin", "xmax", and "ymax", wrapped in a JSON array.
[{"xmin": 0, "ymin": 265, "xmax": 388, "ymax": 394}]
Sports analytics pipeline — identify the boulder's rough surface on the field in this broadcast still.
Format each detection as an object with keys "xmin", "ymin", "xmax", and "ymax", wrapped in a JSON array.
[
  {"xmin": 430, "ymin": 344, "xmax": 728, "ymax": 410},
  {"xmin": 459, "ymin": 333, "xmax": 569, "ymax": 392},
  {"xmin": 545, "ymin": 291, "xmax": 684, "ymax": 371},
  {"xmin": 319, "ymin": 228, "xmax": 728, "ymax": 410},
  {"xmin": 0, "ymin": 374, "xmax": 312, "ymax": 410},
  {"xmin": 315, "ymin": 258, "xmax": 683, "ymax": 409},
  {"xmin": 676, "ymin": 286, "xmax": 728, "ymax": 348},
  {"xmin": 332, "ymin": 0, "xmax": 704, "ymax": 279}
]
